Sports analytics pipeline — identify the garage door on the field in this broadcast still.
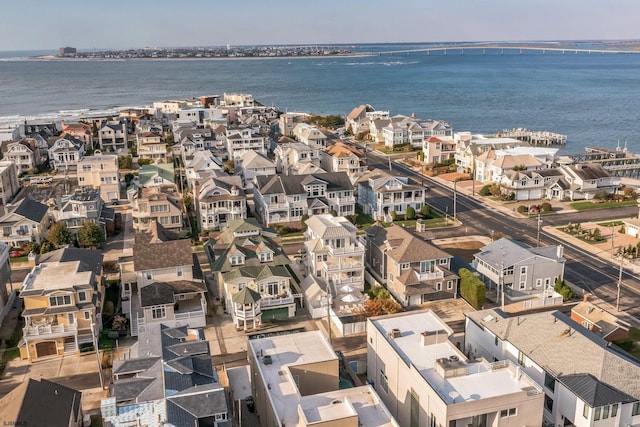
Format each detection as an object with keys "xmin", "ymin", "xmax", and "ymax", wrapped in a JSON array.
[{"xmin": 35, "ymin": 341, "xmax": 57, "ymax": 358}]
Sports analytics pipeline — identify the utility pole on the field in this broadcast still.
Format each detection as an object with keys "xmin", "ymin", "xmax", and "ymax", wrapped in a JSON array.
[
  {"xmin": 617, "ymin": 251, "xmax": 623, "ymax": 311},
  {"xmin": 611, "ymin": 226, "xmax": 616, "ymax": 259},
  {"xmin": 453, "ymin": 180, "xmax": 457, "ymax": 221},
  {"xmin": 500, "ymin": 262, "xmax": 505, "ymax": 312},
  {"xmin": 537, "ymin": 214, "xmax": 542, "ymax": 247},
  {"xmin": 325, "ymin": 291, "xmax": 332, "ymax": 346},
  {"xmin": 388, "ymin": 154, "xmax": 392, "ymax": 171}
]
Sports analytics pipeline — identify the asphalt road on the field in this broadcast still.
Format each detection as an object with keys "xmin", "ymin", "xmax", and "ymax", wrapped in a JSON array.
[{"xmin": 364, "ymin": 150, "xmax": 640, "ymax": 321}]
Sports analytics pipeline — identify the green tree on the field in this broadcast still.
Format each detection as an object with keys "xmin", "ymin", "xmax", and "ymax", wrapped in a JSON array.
[
  {"xmin": 406, "ymin": 206, "xmax": 416, "ymax": 220},
  {"xmin": 390, "ymin": 211, "xmax": 397, "ymax": 221},
  {"xmin": 300, "ymin": 214, "xmax": 310, "ymax": 231},
  {"xmin": 459, "ymin": 268, "xmax": 486, "ymax": 309},
  {"xmin": 47, "ymin": 222, "xmax": 72, "ymax": 246},
  {"xmin": 420, "ymin": 205, "xmax": 430, "ymax": 217},
  {"xmin": 554, "ymin": 277, "xmax": 576, "ymax": 301},
  {"xmin": 78, "ymin": 222, "xmax": 104, "ymax": 248},
  {"xmin": 137, "ymin": 158, "xmax": 153, "ymax": 166},
  {"xmin": 479, "ymin": 184, "xmax": 492, "ymax": 196},
  {"xmin": 118, "ymin": 155, "xmax": 132, "ymax": 169}
]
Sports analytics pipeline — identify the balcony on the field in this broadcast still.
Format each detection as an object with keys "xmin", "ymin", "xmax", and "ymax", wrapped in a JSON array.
[
  {"xmin": 328, "ymin": 244, "xmax": 365, "ymax": 256},
  {"xmin": 234, "ymin": 306, "xmax": 261, "ymax": 321},
  {"xmin": 323, "ymin": 260, "xmax": 363, "ymax": 271},
  {"xmin": 23, "ymin": 321, "xmax": 78, "ymax": 339},
  {"xmin": 131, "ymin": 208, "xmax": 150, "ymax": 219},
  {"xmin": 334, "ymin": 197, "xmax": 355, "ymax": 205},
  {"xmin": 416, "ymin": 270, "xmax": 444, "ymax": 281},
  {"xmin": 260, "ymin": 295, "xmax": 294, "ymax": 308},
  {"xmin": 266, "ymin": 202, "xmax": 289, "ymax": 210}
]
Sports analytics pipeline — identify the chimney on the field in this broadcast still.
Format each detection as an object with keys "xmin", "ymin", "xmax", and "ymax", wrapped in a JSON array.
[
  {"xmin": 583, "ymin": 293, "xmax": 590, "ymax": 302},
  {"xmin": 557, "ymin": 245, "xmax": 564, "ymax": 258}
]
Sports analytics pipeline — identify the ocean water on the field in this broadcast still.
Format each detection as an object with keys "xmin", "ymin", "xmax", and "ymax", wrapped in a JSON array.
[{"xmin": 1, "ymin": 46, "xmax": 640, "ymax": 154}]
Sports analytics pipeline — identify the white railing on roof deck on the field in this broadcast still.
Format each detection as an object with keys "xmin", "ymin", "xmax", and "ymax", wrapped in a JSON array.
[{"xmin": 23, "ymin": 321, "xmax": 77, "ymax": 338}]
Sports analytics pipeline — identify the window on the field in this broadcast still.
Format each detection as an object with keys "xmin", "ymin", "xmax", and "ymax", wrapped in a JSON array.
[
  {"xmin": 78, "ymin": 291, "xmax": 87, "ymax": 302},
  {"xmin": 439, "ymin": 258, "xmax": 448, "ymax": 265},
  {"xmin": 260, "ymin": 252, "xmax": 272, "ymax": 262},
  {"xmin": 146, "ymin": 272, "xmax": 153, "ymax": 280},
  {"xmin": 544, "ymin": 372, "xmax": 555, "ymax": 392},
  {"xmin": 436, "ymin": 282, "xmax": 442, "ymax": 291},
  {"xmin": 594, "ymin": 407, "xmax": 601, "ymax": 421},
  {"xmin": 611, "ymin": 403, "xmax": 618, "ymax": 417},
  {"xmin": 632, "ymin": 402, "xmax": 640, "ymax": 416},
  {"xmin": 49, "ymin": 295, "xmax": 71, "ymax": 306},
  {"xmin": 602, "ymin": 405, "xmax": 610, "ymax": 419},
  {"xmin": 447, "ymin": 280, "xmax": 453, "ymax": 290},
  {"xmin": 176, "ymin": 267, "xmax": 183, "ymax": 277},
  {"xmin": 583, "ymin": 404, "xmax": 589, "ymax": 419},
  {"xmin": 151, "ymin": 306, "xmax": 166, "ymax": 319},
  {"xmin": 84, "ymin": 311, "xmax": 90, "ymax": 320},
  {"xmin": 231, "ymin": 256, "xmax": 243, "ymax": 266},
  {"xmin": 517, "ymin": 350, "xmax": 526, "ymax": 366},
  {"xmin": 520, "ymin": 266, "xmax": 527, "ymax": 274},
  {"xmin": 429, "ymin": 412, "xmax": 437, "ymax": 427},
  {"xmin": 545, "ymin": 396, "xmax": 554, "ymax": 413},
  {"xmin": 379, "ymin": 370, "xmax": 388, "ymax": 393},
  {"xmin": 500, "ymin": 408, "xmax": 517, "ymax": 418},
  {"xmin": 494, "ymin": 335, "xmax": 499, "ymax": 346},
  {"xmin": 267, "ymin": 282, "xmax": 279, "ymax": 296},
  {"xmin": 401, "ymin": 263, "xmax": 410, "ymax": 270}
]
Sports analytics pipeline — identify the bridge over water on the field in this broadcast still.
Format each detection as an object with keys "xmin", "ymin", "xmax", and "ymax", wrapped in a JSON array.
[{"xmin": 357, "ymin": 45, "xmax": 640, "ymax": 56}]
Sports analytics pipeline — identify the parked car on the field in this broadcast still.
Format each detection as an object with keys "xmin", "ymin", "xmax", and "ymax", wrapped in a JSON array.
[{"xmin": 246, "ymin": 396, "xmax": 255, "ymax": 413}]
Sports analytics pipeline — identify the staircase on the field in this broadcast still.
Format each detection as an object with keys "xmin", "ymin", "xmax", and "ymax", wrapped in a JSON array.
[{"xmin": 63, "ymin": 341, "xmax": 77, "ymax": 355}]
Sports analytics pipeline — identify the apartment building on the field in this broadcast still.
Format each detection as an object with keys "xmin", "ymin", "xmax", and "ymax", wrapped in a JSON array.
[
  {"xmin": 248, "ymin": 330, "xmax": 398, "ymax": 427},
  {"xmin": 368, "ymin": 310, "xmax": 545, "ymax": 427}
]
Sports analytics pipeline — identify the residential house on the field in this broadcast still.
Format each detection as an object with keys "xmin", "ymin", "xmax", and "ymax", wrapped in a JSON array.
[
  {"xmin": 61, "ymin": 121, "xmax": 94, "ymax": 148},
  {"xmin": 77, "ymin": 151, "xmax": 120, "ymax": 202},
  {"xmin": 48, "ymin": 136, "xmax": 85, "ymax": 171},
  {"xmin": 0, "ymin": 197, "xmax": 50, "ymax": 246},
  {"xmin": 0, "ymin": 378, "xmax": 83, "ymax": 427},
  {"xmin": 223, "ymin": 92, "xmax": 254, "ymax": 107},
  {"xmin": 472, "ymin": 237, "xmax": 566, "ymax": 304},
  {"xmin": 0, "ymin": 243, "xmax": 11, "ymax": 323},
  {"xmin": 345, "ymin": 104, "xmax": 376, "ymax": 135},
  {"xmin": 98, "ymin": 120, "xmax": 128, "ymax": 152},
  {"xmin": 102, "ymin": 324, "xmax": 229, "ymax": 427},
  {"xmin": 253, "ymin": 172, "xmax": 355, "ymax": 226},
  {"xmin": 369, "ymin": 116, "xmax": 392, "ymax": 143},
  {"xmin": 357, "ymin": 170, "xmax": 427, "ymax": 221},
  {"xmin": 206, "ymin": 218, "xmax": 296, "ymax": 329},
  {"xmin": 548, "ymin": 163, "xmax": 618, "ymax": 201},
  {"xmin": 382, "ymin": 115, "xmax": 452, "ymax": 148},
  {"xmin": 196, "ymin": 175, "xmax": 246, "ymax": 230},
  {"xmin": 124, "ymin": 228, "xmax": 207, "ymax": 336},
  {"xmin": 465, "ymin": 308, "xmax": 640, "ymax": 427},
  {"xmin": 475, "ymin": 150, "xmax": 542, "ymax": 183},
  {"xmin": 19, "ymin": 247, "xmax": 103, "ymax": 361},
  {"xmin": 423, "ymin": 136, "xmax": 457, "ymax": 165},
  {"xmin": 570, "ymin": 300, "xmax": 631, "ymax": 342},
  {"xmin": 320, "ymin": 141, "xmax": 367, "ymax": 183},
  {"xmin": 184, "ymin": 150, "xmax": 224, "ymax": 191},
  {"xmin": 137, "ymin": 131, "xmax": 168, "ymax": 162},
  {"xmin": 365, "ymin": 224, "xmax": 458, "ymax": 306},
  {"xmin": 292, "ymin": 123, "xmax": 326, "ymax": 161},
  {"xmin": 236, "ymin": 150, "xmax": 276, "ymax": 189},
  {"xmin": 368, "ymin": 311, "xmax": 544, "ymax": 427},
  {"xmin": 454, "ymin": 133, "xmax": 530, "ymax": 174},
  {"xmin": 55, "ymin": 188, "xmax": 113, "ymax": 238},
  {"xmin": 248, "ymin": 330, "xmax": 398, "ymax": 427},
  {"xmin": 131, "ymin": 185, "xmax": 183, "ymax": 232},
  {"xmin": 1, "ymin": 137, "xmax": 46, "ymax": 172},
  {"xmin": 274, "ymin": 137, "xmax": 317, "ymax": 175},
  {"xmin": 0, "ymin": 161, "xmax": 20, "ymax": 205},
  {"xmin": 278, "ymin": 112, "xmax": 308, "ymax": 137},
  {"xmin": 224, "ymin": 126, "xmax": 267, "ymax": 160},
  {"xmin": 153, "ymin": 99, "xmax": 202, "ymax": 116},
  {"xmin": 136, "ymin": 163, "xmax": 175, "ymax": 187},
  {"xmin": 498, "ymin": 169, "xmax": 566, "ymax": 201}
]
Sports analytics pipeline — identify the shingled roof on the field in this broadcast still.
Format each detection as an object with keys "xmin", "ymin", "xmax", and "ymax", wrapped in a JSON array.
[
  {"xmin": 14, "ymin": 197, "xmax": 49, "ymax": 222},
  {"xmin": 133, "ymin": 238, "xmax": 193, "ymax": 271}
]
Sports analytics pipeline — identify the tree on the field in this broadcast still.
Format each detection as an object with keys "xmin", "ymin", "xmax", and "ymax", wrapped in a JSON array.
[
  {"xmin": 118, "ymin": 155, "xmax": 132, "ymax": 169},
  {"xmin": 300, "ymin": 214, "xmax": 310, "ymax": 231},
  {"xmin": 47, "ymin": 222, "xmax": 72, "ymax": 246},
  {"xmin": 390, "ymin": 211, "xmax": 397, "ymax": 221},
  {"xmin": 623, "ymin": 186, "xmax": 637, "ymax": 200},
  {"xmin": 420, "ymin": 205, "xmax": 430, "ymax": 217},
  {"xmin": 406, "ymin": 206, "xmax": 416, "ymax": 220},
  {"xmin": 459, "ymin": 268, "xmax": 486, "ymax": 309},
  {"xmin": 137, "ymin": 158, "xmax": 153, "ymax": 166},
  {"xmin": 78, "ymin": 222, "xmax": 104, "ymax": 248},
  {"xmin": 479, "ymin": 184, "xmax": 492, "ymax": 196},
  {"xmin": 554, "ymin": 277, "xmax": 575, "ymax": 301}
]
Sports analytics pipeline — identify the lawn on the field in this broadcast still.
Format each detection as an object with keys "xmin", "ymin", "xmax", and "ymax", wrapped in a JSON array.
[
  {"xmin": 9, "ymin": 256, "xmax": 28, "ymax": 264},
  {"xmin": 570, "ymin": 200, "xmax": 637, "ymax": 211}
]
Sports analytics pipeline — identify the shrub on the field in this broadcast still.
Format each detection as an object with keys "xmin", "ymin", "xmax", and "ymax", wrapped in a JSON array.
[
  {"xmin": 517, "ymin": 205, "xmax": 528, "ymax": 214},
  {"xmin": 406, "ymin": 206, "xmax": 416, "ymax": 220},
  {"xmin": 329, "ymin": 209, "xmax": 338, "ymax": 217},
  {"xmin": 479, "ymin": 185, "xmax": 492, "ymax": 196},
  {"xmin": 390, "ymin": 211, "xmax": 397, "ymax": 221},
  {"xmin": 459, "ymin": 268, "xmax": 486, "ymax": 309},
  {"xmin": 137, "ymin": 158, "xmax": 153, "ymax": 166},
  {"xmin": 420, "ymin": 205, "xmax": 430, "ymax": 217},
  {"xmin": 554, "ymin": 278, "xmax": 575, "ymax": 301},
  {"xmin": 103, "ymin": 301, "xmax": 115, "ymax": 316},
  {"xmin": 300, "ymin": 214, "xmax": 309, "ymax": 231},
  {"xmin": 541, "ymin": 202, "xmax": 552, "ymax": 212}
]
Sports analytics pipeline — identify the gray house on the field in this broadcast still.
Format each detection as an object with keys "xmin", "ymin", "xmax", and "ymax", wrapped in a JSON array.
[{"xmin": 472, "ymin": 237, "xmax": 566, "ymax": 302}]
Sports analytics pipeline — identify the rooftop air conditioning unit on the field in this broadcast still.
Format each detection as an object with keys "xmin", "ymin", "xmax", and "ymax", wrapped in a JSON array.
[{"xmin": 263, "ymin": 355, "xmax": 273, "ymax": 365}]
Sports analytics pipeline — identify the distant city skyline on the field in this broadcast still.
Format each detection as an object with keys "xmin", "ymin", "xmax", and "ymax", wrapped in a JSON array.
[{"xmin": 2, "ymin": 0, "xmax": 640, "ymax": 51}]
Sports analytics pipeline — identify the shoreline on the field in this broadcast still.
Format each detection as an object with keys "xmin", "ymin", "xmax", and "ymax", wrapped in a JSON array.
[{"xmin": 29, "ymin": 53, "xmax": 374, "ymax": 62}]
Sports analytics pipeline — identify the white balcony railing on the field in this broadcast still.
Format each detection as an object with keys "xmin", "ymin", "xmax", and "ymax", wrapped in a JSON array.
[
  {"xmin": 23, "ymin": 321, "xmax": 78, "ymax": 338},
  {"xmin": 328, "ymin": 245, "xmax": 365, "ymax": 256},
  {"xmin": 416, "ymin": 270, "xmax": 444, "ymax": 281},
  {"xmin": 235, "ymin": 306, "xmax": 261, "ymax": 320},
  {"xmin": 175, "ymin": 309, "xmax": 205, "ymax": 321},
  {"xmin": 323, "ymin": 261, "xmax": 363, "ymax": 271},
  {"xmin": 260, "ymin": 295, "xmax": 294, "ymax": 308}
]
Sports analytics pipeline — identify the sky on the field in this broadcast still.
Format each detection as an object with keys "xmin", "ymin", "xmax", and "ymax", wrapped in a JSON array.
[{"xmin": 2, "ymin": 0, "xmax": 640, "ymax": 51}]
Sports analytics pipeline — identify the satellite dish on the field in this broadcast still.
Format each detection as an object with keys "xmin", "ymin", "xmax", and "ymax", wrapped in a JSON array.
[{"xmin": 449, "ymin": 391, "xmax": 459, "ymax": 403}]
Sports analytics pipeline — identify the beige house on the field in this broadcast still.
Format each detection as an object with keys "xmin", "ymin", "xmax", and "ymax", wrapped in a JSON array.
[
  {"xmin": 61, "ymin": 121, "xmax": 94, "ymax": 148},
  {"xmin": 248, "ymin": 330, "xmax": 398, "ymax": 427},
  {"xmin": 0, "ymin": 198, "xmax": 51, "ymax": 246},
  {"xmin": 320, "ymin": 142, "xmax": 367, "ymax": 183},
  {"xmin": 423, "ymin": 136, "xmax": 457, "ymax": 165},
  {"xmin": 137, "ymin": 131, "xmax": 168, "ymax": 162},
  {"xmin": 19, "ymin": 248, "xmax": 103, "ymax": 361},
  {"xmin": 365, "ymin": 224, "xmax": 458, "ymax": 306},
  {"xmin": 368, "ymin": 311, "xmax": 545, "ymax": 427},
  {"xmin": 132, "ymin": 184, "xmax": 183, "ymax": 232},
  {"xmin": 77, "ymin": 151, "xmax": 120, "ymax": 202},
  {"xmin": 0, "ymin": 161, "xmax": 20, "ymax": 205}
]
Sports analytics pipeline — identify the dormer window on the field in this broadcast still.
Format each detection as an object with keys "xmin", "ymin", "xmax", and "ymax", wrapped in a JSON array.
[
  {"xmin": 231, "ymin": 255, "xmax": 244, "ymax": 266},
  {"xmin": 49, "ymin": 295, "xmax": 71, "ymax": 306},
  {"xmin": 259, "ymin": 252, "xmax": 272, "ymax": 263}
]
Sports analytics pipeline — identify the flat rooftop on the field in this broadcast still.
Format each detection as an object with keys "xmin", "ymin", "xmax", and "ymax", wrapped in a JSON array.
[
  {"xmin": 299, "ymin": 385, "xmax": 398, "ymax": 427},
  {"xmin": 21, "ymin": 261, "xmax": 92, "ymax": 293},
  {"xmin": 249, "ymin": 331, "xmax": 337, "ymax": 427},
  {"xmin": 371, "ymin": 311, "xmax": 542, "ymax": 404}
]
